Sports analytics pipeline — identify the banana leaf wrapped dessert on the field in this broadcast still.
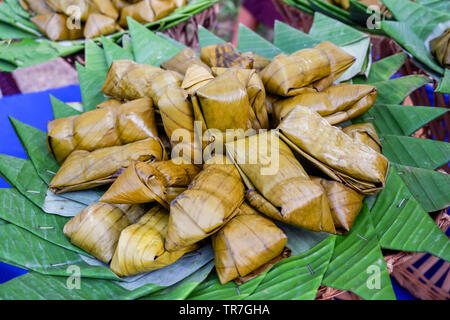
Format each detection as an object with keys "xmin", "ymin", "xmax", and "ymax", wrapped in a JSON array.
[
  {"xmin": 19, "ymin": 0, "xmax": 54, "ymax": 14},
  {"xmin": 181, "ymin": 64, "xmax": 214, "ymax": 95},
  {"xmin": 343, "ymin": 123, "xmax": 381, "ymax": 153},
  {"xmin": 311, "ymin": 177, "xmax": 364, "ymax": 233},
  {"xmin": 226, "ymin": 131, "xmax": 335, "ymax": 233},
  {"xmin": 165, "ymin": 155, "xmax": 245, "ymax": 252},
  {"xmin": 113, "ymin": 0, "xmax": 130, "ymax": 10},
  {"xmin": 278, "ymin": 106, "xmax": 389, "ymax": 194},
  {"xmin": 101, "ymin": 60, "xmax": 182, "ymax": 103},
  {"xmin": 430, "ymin": 28, "xmax": 450, "ymax": 68},
  {"xmin": 212, "ymin": 202, "xmax": 288, "ymax": 284},
  {"xmin": 63, "ymin": 202, "xmax": 146, "ymax": 263},
  {"xmin": 110, "ymin": 205, "xmax": 197, "ymax": 277},
  {"xmin": 102, "ymin": 60, "xmax": 202, "ymax": 161},
  {"xmin": 84, "ymin": 13, "xmax": 121, "ymax": 38},
  {"xmin": 191, "ymin": 69, "xmax": 269, "ymax": 139},
  {"xmin": 31, "ymin": 13, "xmax": 84, "ymax": 41},
  {"xmin": 118, "ymin": 0, "xmax": 176, "ymax": 27},
  {"xmin": 273, "ymin": 83, "xmax": 377, "ymax": 125},
  {"xmin": 241, "ymin": 52, "xmax": 271, "ymax": 72},
  {"xmin": 161, "ymin": 48, "xmax": 211, "ymax": 76},
  {"xmin": 47, "ymin": 97, "xmax": 157, "ymax": 163},
  {"xmin": 49, "ymin": 137, "xmax": 166, "ymax": 193},
  {"xmin": 46, "ymin": 0, "xmax": 100, "ymax": 21},
  {"xmin": 260, "ymin": 41, "xmax": 355, "ymax": 97},
  {"xmin": 212, "ymin": 67, "xmax": 269, "ymax": 130},
  {"xmin": 100, "ymin": 159, "xmax": 201, "ymax": 207},
  {"xmin": 92, "ymin": 0, "xmax": 120, "ymax": 19},
  {"xmin": 200, "ymin": 43, "xmax": 254, "ymax": 69}
]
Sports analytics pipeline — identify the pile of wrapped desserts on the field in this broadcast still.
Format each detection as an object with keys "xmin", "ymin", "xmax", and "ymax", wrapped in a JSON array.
[
  {"xmin": 45, "ymin": 41, "xmax": 389, "ymax": 284},
  {"xmin": 19, "ymin": 0, "xmax": 188, "ymax": 40}
]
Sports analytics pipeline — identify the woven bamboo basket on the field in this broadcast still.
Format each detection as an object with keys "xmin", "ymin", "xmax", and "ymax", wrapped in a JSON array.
[{"xmin": 274, "ymin": 0, "xmax": 450, "ymax": 299}]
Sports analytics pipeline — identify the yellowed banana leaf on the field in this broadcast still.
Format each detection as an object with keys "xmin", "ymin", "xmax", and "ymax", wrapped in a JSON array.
[
  {"xmin": 343, "ymin": 123, "xmax": 382, "ymax": 153},
  {"xmin": 311, "ymin": 177, "xmax": 364, "ymax": 233},
  {"xmin": 212, "ymin": 67, "xmax": 269, "ymax": 130},
  {"xmin": 118, "ymin": 0, "xmax": 177, "ymax": 27},
  {"xmin": 100, "ymin": 159, "xmax": 201, "ymax": 207},
  {"xmin": 84, "ymin": 13, "xmax": 121, "ymax": 39},
  {"xmin": 226, "ymin": 131, "xmax": 335, "ymax": 233},
  {"xmin": 264, "ymin": 94, "xmax": 279, "ymax": 117},
  {"xmin": 161, "ymin": 48, "xmax": 211, "ymax": 76},
  {"xmin": 200, "ymin": 43, "xmax": 254, "ymax": 69},
  {"xmin": 212, "ymin": 202, "xmax": 288, "ymax": 284},
  {"xmin": 278, "ymin": 106, "xmax": 389, "ymax": 194},
  {"xmin": 110, "ymin": 205, "xmax": 197, "ymax": 277},
  {"xmin": 181, "ymin": 64, "xmax": 214, "ymax": 95},
  {"xmin": 191, "ymin": 70, "xmax": 252, "ymax": 132},
  {"xmin": 19, "ymin": 0, "xmax": 54, "ymax": 14},
  {"xmin": 96, "ymin": 98, "xmax": 123, "ymax": 109},
  {"xmin": 165, "ymin": 155, "xmax": 245, "ymax": 252},
  {"xmin": 430, "ymin": 28, "xmax": 450, "ymax": 68},
  {"xmin": 114, "ymin": 203, "xmax": 148, "ymax": 224},
  {"xmin": 63, "ymin": 202, "xmax": 141, "ymax": 263},
  {"xmin": 101, "ymin": 60, "xmax": 182, "ymax": 103},
  {"xmin": 273, "ymin": 83, "xmax": 377, "ymax": 126},
  {"xmin": 157, "ymin": 85, "xmax": 203, "ymax": 162},
  {"xmin": 241, "ymin": 52, "xmax": 271, "ymax": 72},
  {"xmin": 47, "ymin": 97, "xmax": 157, "ymax": 163},
  {"xmin": 46, "ymin": 0, "xmax": 99, "ymax": 21},
  {"xmin": 31, "ymin": 13, "xmax": 84, "ymax": 41},
  {"xmin": 92, "ymin": 0, "xmax": 119, "ymax": 20},
  {"xmin": 112, "ymin": 0, "xmax": 129, "ymax": 10},
  {"xmin": 49, "ymin": 137, "xmax": 166, "ymax": 193},
  {"xmin": 119, "ymin": 0, "xmax": 154, "ymax": 27},
  {"xmin": 173, "ymin": 0, "xmax": 187, "ymax": 7},
  {"xmin": 260, "ymin": 41, "xmax": 355, "ymax": 97},
  {"xmin": 150, "ymin": 0, "xmax": 177, "ymax": 20}
]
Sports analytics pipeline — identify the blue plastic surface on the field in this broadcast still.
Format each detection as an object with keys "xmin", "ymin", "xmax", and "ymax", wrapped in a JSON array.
[{"xmin": 0, "ymin": 85, "xmax": 81, "ymax": 284}]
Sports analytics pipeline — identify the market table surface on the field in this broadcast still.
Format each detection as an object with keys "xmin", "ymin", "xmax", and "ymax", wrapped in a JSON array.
[{"xmin": 0, "ymin": 85, "xmax": 415, "ymax": 300}]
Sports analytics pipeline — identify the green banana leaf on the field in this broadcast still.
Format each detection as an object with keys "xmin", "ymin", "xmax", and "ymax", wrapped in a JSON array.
[
  {"xmin": 371, "ymin": 167, "xmax": 450, "ymax": 260},
  {"xmin": 380, "ymin": 0, "xmax": 450, "ymax": 91},
  {"xmin": 245, "ymin": 237, "xmax": 336, "ymax": 300},
  {"xmin": 353, "ymin": 105, "xmax": 448, "ymax": 136},
  {"xmin": 381, "ymin": 135, "xmax": 450, "ymax": 170},
  {"xmin": 322, "ymin": 205, "xmax": 395, "ymax": 300},
  {"xmin": 394, "ymin": 164, "xmax": 450, "ymax": 213}
]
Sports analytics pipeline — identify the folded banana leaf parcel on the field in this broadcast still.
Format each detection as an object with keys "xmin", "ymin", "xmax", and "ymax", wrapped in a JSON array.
[
  {"xmin": 22, "ymin": 0, "xmax": 187, "ymax": 40},
  {"xmin": 110, "ymin": 205, "xmax": 197, "ymax": 277},
  {"xmin": 102, "ymin": 60, "xmax": 201, "ymax": 161},
  {"xmin": 100, "ymin": 159, "xmax": 201, "ymax": 208},
  {"xmin": 165, "ymin": 155, "xmax": 245, "ymax": 252},
  {"xmin": 190, "ymin": 67, "xmax": 269, "ymax": 143},
  {"xmin": 49, "ymin": 137, "xmax": 166, "ymax": 193},
  {"xmin": 430, "ymin": 27, "xmax": 450, "ymax": 69},
  {"xmin": 260, "ymin": 41, "xmax": 355, "ymax": 97},
  {"xmin": 47, "ymin": 97, "xmax": 157, "ymax": 163},
  {"xmin": 226, "ymin": 131, "xmax": 336, "ymax": 234},
  {"xmin": 273, "ymin": 83, "xmax": 377, "ymax": 126},
  {"xmin": 277, "ymin": 106, "xmax": 389, "ymax": 194},
  {"xmin": 212, "ymin": 202, "xmax": 288, "ymax": 284},
  {"xmin": 64, "ymin": 202, "xmax": 147, "ymax": 263}
]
